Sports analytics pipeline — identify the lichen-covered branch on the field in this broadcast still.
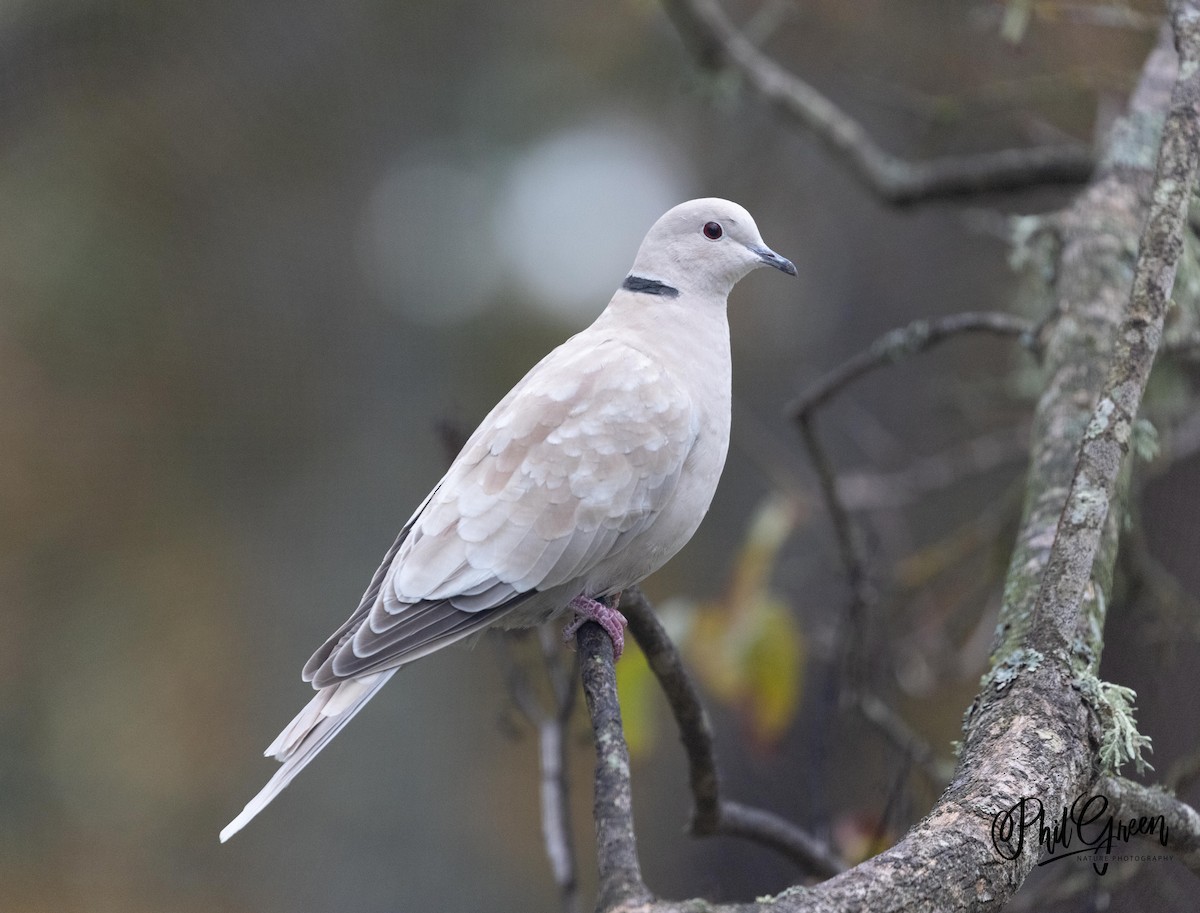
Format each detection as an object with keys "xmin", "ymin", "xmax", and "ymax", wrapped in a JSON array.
[
  {"xmin": 660, "ymin": 0, "xmax": 1094, "ymax": 204},
  {"xmin": 1018, "ymin": 6, "xmax": 1200, "ymax": 670}
]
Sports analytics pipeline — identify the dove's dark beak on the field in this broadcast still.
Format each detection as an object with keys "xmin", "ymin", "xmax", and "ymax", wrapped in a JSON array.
[{"xmin": 749, "ymin": 245, "xmax": 797, "ymax": 276}]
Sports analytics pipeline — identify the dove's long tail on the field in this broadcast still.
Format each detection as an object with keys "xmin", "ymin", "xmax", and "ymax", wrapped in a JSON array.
[{"xmin": 219, "ymin": 670, "xmax": 397, "ymax": 842}]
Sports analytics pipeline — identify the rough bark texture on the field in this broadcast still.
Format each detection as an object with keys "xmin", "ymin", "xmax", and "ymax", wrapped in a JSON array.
[
  {"xmin": 578, "ymin": 5, "xmax": 1200, "ymax": 912},
  {"xmin": 579, "ymin": 623, "xmax": 653, "ymax": 911}
]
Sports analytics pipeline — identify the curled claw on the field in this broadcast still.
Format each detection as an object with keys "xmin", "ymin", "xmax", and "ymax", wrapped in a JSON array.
[{"xmin": 563, "ymin": 595, "xmax": 627, "ymax": 660}]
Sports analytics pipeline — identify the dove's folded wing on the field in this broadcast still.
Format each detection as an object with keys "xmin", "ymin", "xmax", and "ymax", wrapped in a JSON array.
[{"xmin": 305, "ymin": 337, "xmax": 697, "ymax": 687}]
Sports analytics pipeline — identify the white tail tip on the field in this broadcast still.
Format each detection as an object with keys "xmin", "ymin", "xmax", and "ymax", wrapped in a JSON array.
[{"xmin": 219, "ymin": 671, "xmax": 395, "ymax": 842}]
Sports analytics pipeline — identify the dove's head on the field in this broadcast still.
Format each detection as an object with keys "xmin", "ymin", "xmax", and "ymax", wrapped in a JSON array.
[{"xmin": 627, "ymin": 198, "xmax": 796, "ymax": 297}]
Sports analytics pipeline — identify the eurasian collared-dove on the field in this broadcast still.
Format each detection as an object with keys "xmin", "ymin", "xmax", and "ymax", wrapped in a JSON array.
[{"xmin": 220, "ymin": 198, "xmax": 795, "ymax": 842}]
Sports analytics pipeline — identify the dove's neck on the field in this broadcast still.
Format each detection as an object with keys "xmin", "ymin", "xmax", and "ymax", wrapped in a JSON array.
[
  {"xmin": 595, "ymin": 287, "xmax": 733, "ymax": 420},
  {"xmin": 600, "ymin": 286, "xmax": 729, "ymax": 355}
]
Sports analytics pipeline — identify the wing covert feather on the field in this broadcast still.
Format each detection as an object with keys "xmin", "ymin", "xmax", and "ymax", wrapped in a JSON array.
[
  {"xmin": 309, "ymin": 336, "xmax": 697, "ymax": 686},
  {"xmin": 393, "ymin": 337, "xmax": 697, "ymax": 604}
]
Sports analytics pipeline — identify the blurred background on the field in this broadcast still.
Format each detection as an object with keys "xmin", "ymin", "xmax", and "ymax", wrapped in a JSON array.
[{"xmin": 2, "ymin": 1, "xmax": 1196, "ymax": 911}]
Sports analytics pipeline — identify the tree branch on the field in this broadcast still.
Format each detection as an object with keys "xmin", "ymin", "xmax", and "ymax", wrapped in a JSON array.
[
  {"xmin": 1099, "ymin": 776, "xmax": 1200, "ymax": 877},
  {"xmin": 785, "ymin": 8, "xmax": 1200, "ymax": 907},
  {"xmin": 577, "ymin": 622, "xmax": 652, "ymax": 910},
  {"xmin": 835, "ymin": 425, "xmax": 1029, "ymax": 510},
  {"xmin": 788, "ymin": 312, "xmax": 1037, "ymax": 421},
  {"xmin": 620, "ymin": 588, "xmax": 846, "ymax": 878},
  {"xmin": 1018, "ymin": 4, "xmax": 1200, "ymax": 667},
  {"xmin": 794, "ymin": 414, "xmax": 875, "ymax": 687},
  {"xmin": 618, "ymin": 589, "xmax": 720, "ymax": 834},
  {"xmin": 854, "ymin": 692, "xmax": 955, "ymax": 786},
  {"xmin": 660, "ymin": 0, "xmax": 1096, "ymax": 204}
]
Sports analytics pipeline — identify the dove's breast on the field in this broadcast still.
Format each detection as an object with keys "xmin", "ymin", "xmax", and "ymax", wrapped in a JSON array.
[{"xmin": 580, "ymin": 295, "xmax": 734, "ymax": 593}]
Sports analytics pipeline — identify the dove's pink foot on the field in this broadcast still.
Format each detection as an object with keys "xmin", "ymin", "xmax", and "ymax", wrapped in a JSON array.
[{"xmin": 563, "ymin": 594, "xmax": 626, "ymax": 660}]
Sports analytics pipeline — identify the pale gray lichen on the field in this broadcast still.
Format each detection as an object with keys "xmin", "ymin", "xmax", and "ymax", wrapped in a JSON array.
[
  {"xmin": 982, "ymin": 646, "xmax": 1044, "ymax": 693},
  {"xmin": 1085, "ymin": 397, "xmax": 1116, "ymax": 439},
  {"xmin": 1101, "ymin": 108, "xmax": 1166, "ymax": 173},
  {"xmin": 1074, "ymin": 673, "xmax": 1154, "ymax": 775},
  {"xmin": 1008, "ymin": 214, "xmax": 1059, "ymax": 281},
  {"xmin": 1068, "ymin": 485, "xmax": 1108, "ymax": 527}
]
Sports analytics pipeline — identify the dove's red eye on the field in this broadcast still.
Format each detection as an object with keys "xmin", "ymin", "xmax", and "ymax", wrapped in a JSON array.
[{"xmin": 703, "ymin": 221, "xmax": 723, "ymax": 240}]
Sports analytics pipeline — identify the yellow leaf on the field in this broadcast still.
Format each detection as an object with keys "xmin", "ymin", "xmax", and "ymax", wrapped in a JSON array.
[
  {"xmin": 683, "ymin": 493, "xmax": 807, "ymax": 748},
  {"xmin": 614, "ymin": 638, "xmax": 656, "ymax": 757},
  {"xmin": 740, "ymin": 598, "xmax": 805, "ymax": 745}
]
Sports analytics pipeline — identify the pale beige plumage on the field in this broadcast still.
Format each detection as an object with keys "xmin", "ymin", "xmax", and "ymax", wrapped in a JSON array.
[{"xmin": 220, "ymin": 198, "xmax": 795, "ymax": 842}]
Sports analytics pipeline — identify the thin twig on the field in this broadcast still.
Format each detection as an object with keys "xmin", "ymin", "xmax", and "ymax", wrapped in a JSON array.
[
  {"xmin": 716, "ymin": 801, "xmax": 844, "ymax": 876},
  {"xmin": 1119, "ymin": 518, "xmax": 1200, "ymax": 652},
  {"xmin": 538, "ymin": 627, "xmax": 582, "ymax": 913},
  {"xmin": 620, "ymin": 589, "xmax": 846, "ymax": 878},
  {"xmin": 795, "ymin": 414, "xmax": 875, "ymax": 689},
  {"xmin": 577, "ymin": 622, "xmax": 652, "ymax": 909},
  {"xmin": 498, "ymin": 633, "xmax": 582, "ymax": 913},
  {"xmin": 835, "ymin": 425, "xmax": 1029, "ymax": 510},
  {"xmin": 788, "ymin": 314, "xmax": 1034, "ymax": 691},
  {"xmin": 788, "ymin": 314, "xmax": 1035, "ymax": 694},
  {"xmin": 619, "ymin": 589, "xmax": 720, "ymax": 833},
  {"xmin": 788, "ymin": 312, "xmax": 1037, "ymax": 421},
  {"xmin": 855, "ymin": 693, "xmax": 955, "ymax": 786},
  {"xmin": 660, "ymin": 0, "xmax": 1095, "ymax": 204},
  {"xmin": 536, "ymin": 714, "xmax": 580, "ymax": 913}
]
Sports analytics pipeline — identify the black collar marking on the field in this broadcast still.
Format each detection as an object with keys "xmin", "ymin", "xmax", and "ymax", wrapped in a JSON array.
[{"xmin": 622, "ymin": 275, "xmax": 680, "ymax": 298}]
